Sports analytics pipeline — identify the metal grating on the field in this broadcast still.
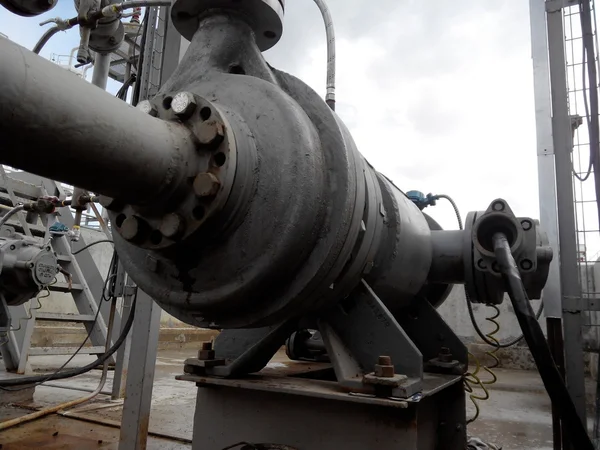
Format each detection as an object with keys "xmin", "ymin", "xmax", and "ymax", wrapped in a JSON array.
[{"xmin": 563, "ymin": 3, "xmax": 600, "ymax": 340}]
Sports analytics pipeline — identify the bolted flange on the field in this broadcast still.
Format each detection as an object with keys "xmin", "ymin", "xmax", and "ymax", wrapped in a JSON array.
[
  {"xmin": 121, "ymin": 216, "xmax": 143, "ymax": 241},
  {"xmin": 137, "ymin": 100, "xmax": 158, "ymax": 117},
  {"xmin": 160, "ymin": 213, "xmax": 185, "ymax": 239},
  {"xmin": 172, "ymin": 91, "xmax": 197, "ymax": 120},
  {"xmin": 194, "ymin": 173, "xmax": 220, "ymax": 197}
]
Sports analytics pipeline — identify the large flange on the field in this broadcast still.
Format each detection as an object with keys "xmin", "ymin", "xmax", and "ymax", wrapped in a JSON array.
[
  {"xmin": 171, "ymin": 0, "xmax": 284, "ymax": 51},
  {"xmin": 464, "ymin": 198, "xmax": 551, "ymax": 304},
  {"xmin": 102, "ymin": 92, "xmax": 240, "ymax": 250}
]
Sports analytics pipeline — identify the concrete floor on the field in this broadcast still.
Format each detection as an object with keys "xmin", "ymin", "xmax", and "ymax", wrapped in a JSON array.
[{"xmin": 0, "ymin": 348, "xmax": 594, "ymax": 450}]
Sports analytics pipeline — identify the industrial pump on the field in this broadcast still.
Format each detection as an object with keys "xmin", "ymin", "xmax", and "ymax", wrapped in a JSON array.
[{"xmin": 0, "ymin": 0, "xmax": 569, "ymax": 449}]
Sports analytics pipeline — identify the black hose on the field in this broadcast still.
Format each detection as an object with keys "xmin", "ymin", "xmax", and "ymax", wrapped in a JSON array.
[
  {"xmin": 131, "ymin": 9, "xmax": 149, "ymax": 106},
  {"xmin": 72, "ymin": 239, "xmax": 113, "ymax": 255},
  {"xmin": 577, "ymin": 0, "xmax": 600, "ymax": 184},
  {"xmin": 0, "ymin": 291, "xmax": 137, "ymax": 387},
  {"xmin": 493, "ymin": 232, "xmax": 594, "ymax": 450}
]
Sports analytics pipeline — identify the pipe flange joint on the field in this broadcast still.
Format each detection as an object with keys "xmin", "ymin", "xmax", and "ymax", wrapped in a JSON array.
[
  {"xmin": 463, "ymin": 198, "xmax": 551, "ymax": 304},
  {"xmin": 171, "ymin": 0, "xmax": 284, "ymax": 51},
  {"xmin": 110, "ymin": 92, "xmax": 238, "ymax": 251}
]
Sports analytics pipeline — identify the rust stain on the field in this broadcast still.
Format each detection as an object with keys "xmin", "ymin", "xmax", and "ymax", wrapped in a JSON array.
[{"xmin": 2, "ymin": 433, "xmax": 112, "ymax": 449}]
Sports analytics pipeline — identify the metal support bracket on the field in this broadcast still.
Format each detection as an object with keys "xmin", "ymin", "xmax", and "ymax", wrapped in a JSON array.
[
  {"xmin": 563, "ymin": 296, "xmax": 600, "ymax": 312},
  {"xmin": 546, "ymin": 0, "xmax": 579, "ymax": 13},
  {"xmin": 186, "ymin": 320, "xmax": 298, "ymax": 378}
]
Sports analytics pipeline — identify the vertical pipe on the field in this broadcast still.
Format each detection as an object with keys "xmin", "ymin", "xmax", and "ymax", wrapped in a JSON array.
[
  {"xmin": 546, "ymin": 0, "xmax": 588, "ymax": 431},
  {"xmin": 92, "ymin": 52, "xmax": 112, "ymax": 90}
]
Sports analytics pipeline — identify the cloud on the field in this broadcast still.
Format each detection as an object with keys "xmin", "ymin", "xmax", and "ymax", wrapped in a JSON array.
[
  {"xmin": 265, "ymin": 0, "xmax": 541, "ymax": 232},
  {"xmin": 1, "ymin": 0, "xmax": 544, "ymax": 238}
]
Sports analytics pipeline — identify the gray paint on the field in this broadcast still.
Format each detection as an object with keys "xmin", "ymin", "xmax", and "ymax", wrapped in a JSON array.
[{"xmin": 546, "ymin": 0, "xmax": 588, "ymax": 423}]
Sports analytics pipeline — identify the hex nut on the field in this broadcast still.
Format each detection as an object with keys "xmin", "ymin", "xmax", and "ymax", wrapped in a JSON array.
[
  {"xmin": 438, "ymin": 347, "xmax": 453, "ymax": 363},
  {"xmin": 378, "ymin": 356, "xmax": 392, "ymax": 365},
  {"xmin": 198, "ymin": 349, "xmax": 216, "ymax": 360},
  {"xmin": 197, "ymin": 122, "xmax": 225, "ymax": 148},
  {"xmin": 171, "ymin": 92, "xmax": 197, "ymax": 119},
  {"xmin": 160, "ymin": 213, "xmax": 185, "ymax": 239},
  {"xmin": 198, "ymin": 342, "xmax": 215, "ymax": 360},
  {"xmin": 194, "ymin": 173, "xmax": 220, "ymax": 197},
  {"xmin": 374, "ymin": 364, "xmax": 395, "ymax": 378},
  {"xmin": 374, "ymin": 356, "xmax": 395, "ymax": 378},
  {"xmin": 136, "ymin": 100, "xmax": 158, "ymax": 117}
]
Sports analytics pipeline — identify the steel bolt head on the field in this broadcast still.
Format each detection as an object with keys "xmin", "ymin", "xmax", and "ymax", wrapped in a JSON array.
[
  {"xmin": 193, "ymin": 173, "xmax": 220, "ymax": 197},
  {"xmin": 198, "ymin": 342, "xmax": 215, "ymax": 360},
  {"xmin": 201, "ymin": 341, "xmax": 212, "ymax": 351},
  {"xmin": 438, "ymin": 347, "xmax": 453, "ymax": 363},
  {"xmin": 159, "ymin": 213, "xmax": 185, "ymax": 239},
  {"xmin": 374, "ymin": 355, "xmax": 395, "ymax": 378},
  {"xmin": 197, "ymin": 122, "xmax": 225, "ymax": 148},
  {"xmin": 120, "ymin": 216, "xmax": 141, "ymax": 241},
  {"xmin": 136, "ymin": 100, "xmax": 158, "ymax": 117},
  {"xmin": 171, "ymin": 92, "xmax": 197, "ymax": 119},
  {"xmin": 378, "ymin": 355, "xmax": 392, "ymax": 366}
]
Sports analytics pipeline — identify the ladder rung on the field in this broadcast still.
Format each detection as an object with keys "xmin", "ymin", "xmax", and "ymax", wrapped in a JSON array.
[
  {"xmin": 56, "ymin": 254, "xmax": 72, "ymax": 263},
  {"xmin": 49, "ymin": 282, "xmax": 83, "ymax": 292},
  {"xmin": 36, "ymin": 312, "xmax": 96, "ymax": 323},
  {"xmin": 29, "ymin": 346, "xmax": 106, "ymax": 356}
]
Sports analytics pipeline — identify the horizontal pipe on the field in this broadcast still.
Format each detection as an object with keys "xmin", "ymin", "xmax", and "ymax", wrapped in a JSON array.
[
  {"xmin": 0, "ymin": 37, "xmax": 195, "ymax": 205},
  {"xmin": 428, "ymin": 230, "xmax": 464, "ymax": 284}
]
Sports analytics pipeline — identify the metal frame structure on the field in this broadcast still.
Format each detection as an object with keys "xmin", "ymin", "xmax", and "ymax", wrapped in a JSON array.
[
  {"xmin": 531, "ymin": 0, "xmax": 600, "ymax": 445},
  {"xmin": 0, "ymin": 173, "xmax": 117, "ymax": 372}
]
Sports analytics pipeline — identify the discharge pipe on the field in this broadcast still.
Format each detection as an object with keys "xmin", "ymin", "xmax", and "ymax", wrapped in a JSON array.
[{"xmin": 0, "ymin": 37, "xmax": 195, "ymax": 206}]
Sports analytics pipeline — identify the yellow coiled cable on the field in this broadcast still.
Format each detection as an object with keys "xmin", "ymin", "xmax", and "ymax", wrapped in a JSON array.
[{"xmin": 463, "ymin": 304, "xmax": 501, "ymax": 423}]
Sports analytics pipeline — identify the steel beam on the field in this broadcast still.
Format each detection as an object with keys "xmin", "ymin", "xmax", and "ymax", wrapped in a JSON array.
[
  {"xmin": 119, "ymin": 289, "xmax": 161, "ymax": 450},
  {"xmin": 546, "ymin": 0, "xmax": 588, "ymax": 425},
  {"xmin": 530, "ymin": 0, "xmax": 562, "ymax": 319},
  {"xmin": 0, "ymin": 37, "xmax": 195, "ymax": 205}
]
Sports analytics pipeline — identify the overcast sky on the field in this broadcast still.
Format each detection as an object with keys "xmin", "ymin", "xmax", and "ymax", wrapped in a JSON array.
[{"xmin": 0, "ymin": 1, "xmax": 547, "ymax": 236}]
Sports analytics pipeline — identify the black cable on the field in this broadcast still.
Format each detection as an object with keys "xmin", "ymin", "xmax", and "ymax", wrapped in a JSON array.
[
  {"xmin": 132, "ymin": 9, "xmax": 150, "ymax": 106},
  {"xmin": 493, "ymin": 232, "xmax": 594, "ymax": 450},
  {"xmin": 435, "ymin": 194, "xmax": 544, "ymax": 348},
  {"xmin": 575, "ymin": 0, "xmax": 598, "ymax": 182},
  {"xmin": 0, "ymin": 294, "xmax": 104, "ymax": 392},
  {"xmin": 116, "ymin": 74, "xmax": 137, "ymax": 101},
  {"xmin": 0, "ymin": 251, "xmax": 120, "ymax": 391},
  {"xmin": 72, "ymin": 239, "xmax": 113, "ymax": 255},
  {"xmin": 0, "ymin": 289, "xmax": 137, "ymax": 387}
]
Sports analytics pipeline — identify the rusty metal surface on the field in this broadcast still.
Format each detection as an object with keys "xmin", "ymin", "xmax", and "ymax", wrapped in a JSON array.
[
  {"xmin": 177, "ymin": 363, "xmax": 462, "ymax": 409},
  {"xmin": 0, "ymin": 412, "xmax": 190, "ymax": 449}
]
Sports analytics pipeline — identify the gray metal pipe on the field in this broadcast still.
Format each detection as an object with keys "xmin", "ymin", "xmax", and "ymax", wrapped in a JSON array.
[
  {"xmin": 428, "ymin": 230, "xmax": 464, "ymax": 284},
  {"xmin": 92, "ymin": 52, "xmax": 111, "ymax": 90},
  {"xmin": 0, "ymin": 37, "xmax": 195, "ymax": 205}
]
